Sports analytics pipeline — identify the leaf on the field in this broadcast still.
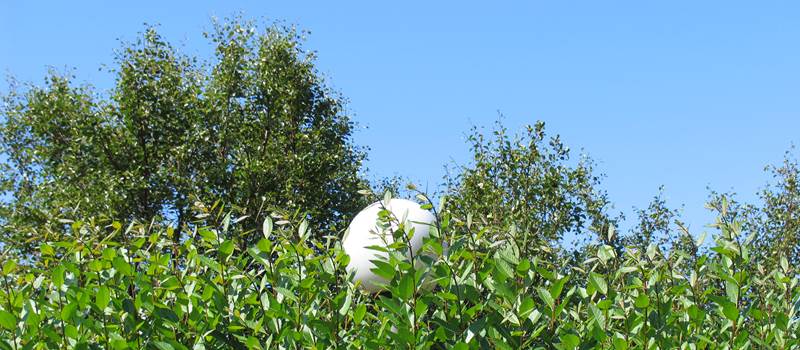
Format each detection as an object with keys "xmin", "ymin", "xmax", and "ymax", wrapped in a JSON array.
[
  {"xmin": 219, "ymin": 239, "xmax": 235, "ymax": 257},
  {"xmin": 537, "ymin": 287, "xmax": 555, "ymax": 309},
  {"xmin": 40, "ymin": 243, "xmax": 55, "ymax": 256},
  {"xmin": 112, "ymin": 256, "xmax": 133, "ymax": 276},
  {"xmin": 353, "ymin": 304, "xmax": 367, "ymax": 324},
  {"xmin": 370, "ymin": 260, "xmax": 395, "ymax": 280},
  {"xmin": 61, "ymin": 302, "xmax": 78, "ymax": 321},
  {"xmin": 398, "ymin": 273, "xmax": 414, "ymax": 300},
  {"xmin": 696, "ymin": 232, "xmax": 707, "ymax": 247},
  {"xmin": 550, "ymin": 276, "xmax": 569, "ymax": 300},
  {"xmin": 222, "ymin": 212, "xmax": 232, "ymax": 234},
  {"xmin": 722, "ymin": 301, "xmax": 739, "ymax": 322},
  {"xmin": 589, "ymin": 272, "xmax": 608, "ymax": 295},
  {"xmin": 155, "ymin": 307, "xmax": 180, "ymax": 324},
  {"xmin": 0, "ymin": 310, "xmax": 15, "ymax": 330},
  {"xmin": 298, "ymin": 220, "xmax": 309, "ymax": 241},
  {"xmin": 199, "ymin": 229, "xmax": 218, "ymax": 243},
  {"xmin": 338, "ymin": 292, "xmax": 352, "ymax": 316},
  {"xmin": 383, "ymin": 190, "xmax": 392, "ymax": 205},
  {"xmin": 453, "ymin": 342, "xmax": 469, "ymax": 350},
  {"xmin": 516, "ymin": 259, "xmax": 531, "ymax": 274},
  {"xmin": 710, "ymin": 296, "xmax": 739, "ymax": 322},
  {"xmin": 96, "ymin": 286, "xmax": 111, "ymax": 310},
  {"xmin": 634, "ymin": 294, "xmax": 650, "ymax": 309},
  {"xmin": 518, "ymin": 296, "xmax": 535, "ymax": 318},
  {"xmin": 612, "ymin": 336, "xmax": 628, "ymax": 350},
  {"xmin": 2, "ymin": 260, "xmax": 16, "ymax": 275},
  {"xmin": 154, "ymin": 341, "xmax": 175, "ymax": 350},
  {"xmin": 52, "ymin": 265, "xmax": 66, "ymax": 287},
  {"xmin": 263, "ymin": 217, "xmax": 273, "ymax": 239},
  {"xmin": 597, "ymin": 245, "xmax": 615, "ymax": 264},
  {"xmin": 415, "ymin": 299, "xmax": 428, "ymax": 317},
  {"xmin": 560, "ymin": 334, "xmax": 580, "ymax": 349}
]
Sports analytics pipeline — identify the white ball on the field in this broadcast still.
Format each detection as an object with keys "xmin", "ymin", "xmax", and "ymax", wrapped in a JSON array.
[{"xmin": 342, "ymin": 198, "xmax": 436, "ymax": 293}]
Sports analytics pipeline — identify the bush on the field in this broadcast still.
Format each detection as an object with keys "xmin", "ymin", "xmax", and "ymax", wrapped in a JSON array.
[{"xmin": 1, "ymin": 195, "xmax": 798, "ymax": 349}]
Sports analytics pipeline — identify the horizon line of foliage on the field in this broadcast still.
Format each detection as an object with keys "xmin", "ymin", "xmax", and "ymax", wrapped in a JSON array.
[{"xmin": 0, "ymin": 193, "xmax": 798, "ymax": 348}]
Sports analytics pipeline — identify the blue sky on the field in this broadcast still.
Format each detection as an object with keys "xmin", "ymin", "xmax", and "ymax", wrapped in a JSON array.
[{"xmin": 3, "ymin": 1, "xmax": 800, "ymax": 236}]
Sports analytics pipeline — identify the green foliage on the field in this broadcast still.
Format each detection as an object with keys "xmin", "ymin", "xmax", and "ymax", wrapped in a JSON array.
[
  {"xmin": 0, "ymin": 18, "xmax": 367, "ymax": 256},
  {"xmin": 1, "ymin": 196, "xmax": 797, "ymax": 349},
  {"xmin": 742, "ymin": 150, "xmax": 800, "ymax": 270},
  {"xmin": 444, "ymin": 120, "xmax": 616, "ymax": 255},
  {"xmin": 2, "ymin": 14, "xmax": 800, "ymax": 349}
]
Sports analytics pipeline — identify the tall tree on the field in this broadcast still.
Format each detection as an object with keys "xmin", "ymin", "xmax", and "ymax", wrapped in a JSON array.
[{"xmin": 0, "ymin": 19, "xmax": 368, "ymax": 253}]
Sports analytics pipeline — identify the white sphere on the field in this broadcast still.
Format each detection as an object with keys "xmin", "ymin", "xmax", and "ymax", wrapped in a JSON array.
[{"xmin": 342, "ymin": 198, "xmax": 436, "ymax": 293}]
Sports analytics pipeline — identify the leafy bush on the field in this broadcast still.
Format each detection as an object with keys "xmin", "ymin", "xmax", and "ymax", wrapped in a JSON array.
[{"xmin": 1, "ymin": 195, "xmax": 798, "ymax": 349}]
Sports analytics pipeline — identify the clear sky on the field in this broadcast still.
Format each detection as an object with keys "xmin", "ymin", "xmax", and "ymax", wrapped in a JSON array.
[{"xmin": 3, "ymin": 1, "xmax": 800, "ymax": 237}]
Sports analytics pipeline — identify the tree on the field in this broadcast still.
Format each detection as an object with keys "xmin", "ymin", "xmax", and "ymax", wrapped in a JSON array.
[
  {"xmin": 745, "ymin": 151, "xmax": 800, "ymax": 270},
  {"xmin": 0, "ymin": 18, "xmax": 368, "ymax": 254},
  {"xmin": 443, "ymin": 119, "xmax": 616, "ymax": 259}
]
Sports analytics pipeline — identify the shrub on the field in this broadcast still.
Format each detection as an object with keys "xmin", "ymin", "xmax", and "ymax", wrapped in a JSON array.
[{"xmin": 1, "ymin": 195, "xmax": 798, "ymax": 349}]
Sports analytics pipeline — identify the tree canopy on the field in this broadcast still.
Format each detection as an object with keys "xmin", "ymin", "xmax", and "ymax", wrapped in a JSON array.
[{"xmin": 0, "ymin": 20, "xmax": 368, "ymax": 252}]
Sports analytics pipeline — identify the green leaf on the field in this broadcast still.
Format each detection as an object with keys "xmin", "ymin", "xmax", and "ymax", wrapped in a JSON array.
[
  {"xmin": 415, "ymin": 299, "xmax": 428, "ymax": 317},
  {"xmin": 613, "ymin": 335, "xmax": 628, "ymax": 350},
  {"xmin": 219, "ymin": 239, "xmax": 235, "ymax": 257},
  {"xmin": 0, "ymin": 310, "xmax": 16, "ymax": 330},
  {"xmin": 40, "ymin": 243, "xmax": 55, "ymax": 256},
  {"xmin": 263, "ymin": 217, "xmax": 273, "ymax": 239},
  {"xmin": 112, "ymin": 256, "xmax": 132, "ymax": 276},
  {"xmin": 96, "ymin": 286, "xmax": 111, "ymax": 310},
  {"xmin": 154, "ymin": 341, "xmax": 175, "ymax": 350},
  {"xmin": 560, "ymin": 334, "xmax": 580, "ymax": 349},
  {"xmin": 550, "ymin": 276, "xmax": 569, "ymax": 300},
  {"xmin": 589, "ymin": 303, "xmax": 605, "ymax": 329},
  {"xmin": 338, "ymin": 292, "xmax": 352, "ymax": 316},
  {"xmin": 298, "ymin": 219, "xmax": 309, "ymax": 241},
  {"xmin": 155, "ymin": 307, "xmax": 180, "ymax": 324},
  {"xmin": 370, "ymin": 260, "xmax": 395, "ymax": 280},
  {"xmin": 52, "ymin": 265, "xmax": 66, "ymax": 287},
  {"xmin": 537, "ymin": 287, "xmax": 555, "ymax": 309},
  {"xmin": 61, "ymin": 302, "xmax": 78, "ymax": 321},
  {"xmin": 722, "ymin": 301, "xmax": 739, "ymax": 322},
  {"xmin": 589, "ymin": 272, "xmax": 608, "ymax": 295},
  {"xmin": 398, "ymin": 273, "xmax": 414, "ymax": 300},
  {"xmin": 516, "ymin": 259, "xmax": 531, "ymax": 274},
  {"xmin": 597, "ymin": 245, "xmax": 615, "ymax": 263},
  {"xmin": 2, "ymin": 260, "xmax": 16, "ymax": 275},
  {"xmin": 518, "ymin": 296, "xmax": 535, "ymax": 318},
  {"xmin": 453, "ymin": 342, "xmax": 469, "ymax": 350},
  {"xmin": 634, "ymin": 294, "xmax": 650, "ymax": 309},
  {"xmin": 353, "ymin": 304, "xmax": 367, "ymax": 324},
  {"xmin": 199, "ymin": 229, "xmax": 218, "ymax": 243}
]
